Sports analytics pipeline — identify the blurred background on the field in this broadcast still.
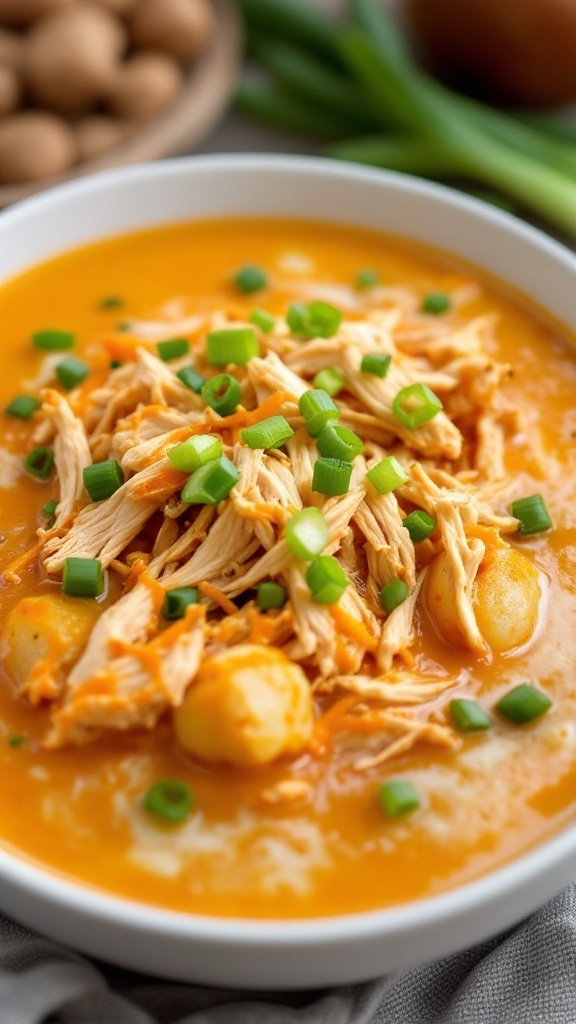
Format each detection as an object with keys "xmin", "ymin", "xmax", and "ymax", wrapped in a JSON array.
[{"xmin": 1, "ymin": 0, "xmax": 576, "ymax": 241}]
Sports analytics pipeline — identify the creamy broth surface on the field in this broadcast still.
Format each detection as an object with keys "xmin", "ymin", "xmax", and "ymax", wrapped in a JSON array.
[{"xmin": 0, "ymin": 217, "xmax": 574, "ymax": 919}]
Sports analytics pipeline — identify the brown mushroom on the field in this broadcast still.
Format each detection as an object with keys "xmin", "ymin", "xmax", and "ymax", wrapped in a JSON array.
[
  {"xmin": 0, "ymin": 65, "xmax": 21, "ymax": 116},
  {"xmin": 129, "ymin": 0, "xmax": 215, "ymax": 62},
  {"xmin": 0, "ymin": 0, "xmax": 74, "ymax": 26},
  {"xmin": 108, "ymin": 52, "xmax": 183, "ymax": 119},
  {"xmin": 75, "ymin": 115, "xmax": 130, "ymax": 161},
  {"xmin": 0, "ymin": 111, "xmax": 77, "ymax": 184},
  {"xmin": 22, "ymin": 1, "xmax": 127, "ymax": 116}
]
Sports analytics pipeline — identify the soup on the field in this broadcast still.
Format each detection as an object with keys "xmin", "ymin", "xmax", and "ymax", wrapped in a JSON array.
[{"xmin": 0, "ymin": 217, "xmax": 574, "ymax": 920}]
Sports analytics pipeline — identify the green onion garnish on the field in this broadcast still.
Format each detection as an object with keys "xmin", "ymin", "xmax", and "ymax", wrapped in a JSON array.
[
  {"xmin": 306, "ymin": 555, "xmax": 348, "ymax": 604},
  {"xmin": 379, "ymin": 779, "xmax": 420, "ymax": 819},
  {"xmin": 496, "ymin": 684, "xmax": 552, "ymax": 724},
  {"xmin": 450, "ymin": 699, "xmax": 492, "ymax": 732},
  {"xmin": 312, "ymin": 456, "xmax": 352, "ymax": 497},
  {"xmin": 201, "ymin": 374, "xmax": 242, "ymax": 416},
  {"xmin": 360, "ymin": 353, "xmax": 391, "ymax": 378},
  {"xmin": 55, "ymin": 356, "xmax": 89, "ymax": 390},
  {"xmin": 392, "ymin": 383, "xmax": 443, "ymax": 429},
  {"xmin": 62, "ymin": 557, "xmax": 104, "ymax": 598},
  {"xmin": 8, "ymin": 734, "xmax": 25, "ymax": 748},
  {"xmin": 380, "ymin": 578, "xmax": 409, "ymax": 614},
  {"xmin": 181, "ymin": 455, "xmax": 240, "ymax": 505},
  {"xmin": 143, "ymin": 779, "xmax": 194, "ymax": 824},
  {"xmin": 100, "ymin": 295, "xmax": 123, "ymax": 310},
  {"xmin": 250, "ymin": 308, "xmax": 275, "ymax": 333},
  {"xmin": 285, "ymin": 507, "xmax": 329, "ymax": 560},
  {"xmin": 317, "ymin": 424, "xmax": 363, "ymax": 462},
  {"xmin": 163, "ymin": 587, "xmax": 199, "ymax": 620},
  {"xmin": 24, "ymin": 446, "xmax": 54, "ymax": 480},
  {"xmin": 233, "ymin": 264, "xmax": 267, "ymax": 293},
  {"xmin": 176, "ymin": 367, "xmax": 205, "ymax": 393},
  {"xmin": 356, "ymin": 268, "xmax": 379, "ymax": 290},
  {"xmin": 312, "ymin": 366, "xmax": 345, "ymax": 397},
  {"xmin": 109, "ymin": 359, "xmax": 122, "ymax": 370},
  {"xmin": 256, "ymin": 581, "xmax": 287, "ymax": 610},
  {"xmin": 287, "ymin": 302, "xmax": 307, "ymax": 334},
  {"xmin": 366, "ymin": 455, "xmax": 408, "ymax": 495},
  {"xmin": 422, "ymin": 292, "xmax": 451, "ymax": 315},
  {"xmin": 41, "ymin": 500, "xmax": 58, "ymax": 518},
  {"xmin": 157, "ymin": 338, "xmax": 189, "ymax": 362},
  {"xmin": 5, "ymin": 395, "xmax": 40, "ymax": 419},
  {"xmin": 240, "ymin": 415, "xmax": 294, "ymax": 450},
  {"xmin": 510, "ymin": 494, "xmax": 553, "ymax": 536},
  {"xmin": 287, "ymin": 300, "xmax": 342, "ymax": 339},
  {"xmin": 298, "ymin": 389, "xmax": 340, "ymax": 437},
  {"xmin": 403, "ymin": 509, "xmax": 436, "ymax": 542},
  {"xmin": 32, "ymin": 329, "xmax": 74, "ymax": 351},
  {"xmin": 168, "ymin": 435, "xmax": 221, "ymax": 472},
  {"xmin": 83, "ymin": 459, "xmax": 124, "ymax": 502},
  {"xmin": 206, "ymin": 328, "xmax": 259, "ymax": 367}
]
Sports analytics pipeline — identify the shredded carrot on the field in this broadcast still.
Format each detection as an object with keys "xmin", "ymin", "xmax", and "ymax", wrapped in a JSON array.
[
  {"xmin": 198, "ymin": 581, "xmax": 238, "ymax": 615},
  {"xmin": 101, "ymin": 333, "xmax": 143, "ymax": 363},
  {"xmin": 309, "ymin": 695, "xmax": 360, "ymax": 757},
  {"xmin": 329, "ymin": 605, "xmax": 378, "ymax": 653},
  {"xmin": 130, "ymin": 466, "xmax": 187, "ymax": 500},
  {"xmin": 465, "ymin": 524, "xmax": 507, "ymax": 550},
  {"xmin": 2, "ymin": 540, "xmax": 43, "ymax": 584},
  {"xmin": 334, "ymin": 637, "xmax": 358, "ymax": 674}
]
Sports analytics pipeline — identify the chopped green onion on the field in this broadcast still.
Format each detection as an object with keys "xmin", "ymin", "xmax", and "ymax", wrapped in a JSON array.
[
  {"xmin": 496, "ymin": 684, "xmax": 552, "ymax": 724},
  {"xmin": 366, "ymin": 455, "xmax": 408, "ymax": 495},
  {"xmin": 287, "ymin": 300, "xmax": 342, "ymax": 339},
  {"xmin": 181, "ymin": 455, "xmax": 240, "ymax": 505},
  {"xmin": 177, "ymin": 366, "xmax": 205, "ymax": 393},
  {"xmin": 379, "ymin": 779, "xmax": 420, "ymax": 819},
  {"xmin": 313, "ymin": 366, "xmax": 345, "ymax": 396},
  {"xmin": 240, "ymin": 415, "xmax": 294, "ymax": 450},
  {"xmin": 5, "ymin": 395, "xmax": 40, "ymax": 419},
  {"xmin": 62, "ymin": 557, "xmax": 104, "ymax": 598},
  {"xmin": 157, "ymin": 337, "xmax": 189, "ymax": 362},
  {"xmin": 143, "ymin": 779, "xmax": 194, "ymax": 824},
  {"xmin": 312, "ymin": 456, "xmax": 352, "ymax": 497},
  {"xmin": 8, "ymin": 734, "xmax": 25, "ymax": 748},
  {"xmin": 317, "ymin": 424, "xmax": 363, "ymax": 462},
  {"xmin": 109, "ymin": 359, "xmax": 122, "ymax": 370},
  {"xmin": 256, "ymin": 581, "xmax": 287, "ymax": 610},
  {"xmin": 55, "ymin": 356, "xmax": 89, "ymax": 390},
  {"xmin": 298, "ymin": 389, "xmax": 340, "ymax": 437},
  {"xmin": 41, "ymin": 500, "xmax": 58, "ymax": 517},
  {"xmin": 168, "ymin": 435, "xmax": 221, "ymax": 472},
  {"xmin": 233, "ymin": 264, "xmax": 268, "ymax": 293},
  {"xmin": 422, "ymin": 292, "xmax": 451, "ymax": 315},
  {"xmin": 403, "ymin": 509, "xmax": 436, "ymax": 542},
  {"xmin": 510, "ymin": 494, "xmax": 553, "ymax": 536},
  {"xmin": 380, "ymin": 578, "xmax": 409, "ymax": 614},
  {"xmin": 24, "ymin": 446, "xmax": 54, "ymax": 480},
  {"xmin": 206, "ymin": 327, "xmax": 259, "ymax": 367},
  {"xmin": 201, "ymin": 374, "xmax": 242, "ymax": 416},
  {"xmin": 250, "ymin": 308, "xmax": 276, "ymax": 333},
  {"xmin": 32, "ymin": 329, "xmax": 74, "ymax": 351},
  {"xmin": 83, "ymin": 459, "xmax": 124, "ymax": 502},
  {"xmin": 285, "ymin": 507, "xmax": 329, "ymax": 560},
  {"xmin": 392, "ymin": 384, "xmax": 443, "ymax": 429},
  {"xmin": 450, "ymin": 699, "xmax": 492, "ymax": 732},
  {"xmin": 163, "ymin": 587, "xmax": 199, "ymax": 621},
  {"xmin": 361, "ymin": 353, "xmax": 391, "ymax": 378},
  {"xmin": 356, "ymin": 268, "xmax": 379, "ymax": 290},
  {"xmin": 100, "ymin": 295, "xmax": 123, "ymax": 310},
  {"xmin": 306, "ymin": 555, "xmax": 348, "ymax": 604},
  {"xmin": 117, "ymin": 321, "xmax": 131, "ymax": 332}
]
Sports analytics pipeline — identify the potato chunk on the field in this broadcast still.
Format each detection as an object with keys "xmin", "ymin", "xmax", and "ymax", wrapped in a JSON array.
[
  {"xmin": 173, "ymin": 644, "xmax": 314, "ymax": 767},
  {"xmin": 426, "ymin": 547, "xmax": 542, "ymax": 654},
  {"xmin": 3, "ymin": 592, "xmax": 99, "ymax": 698}
]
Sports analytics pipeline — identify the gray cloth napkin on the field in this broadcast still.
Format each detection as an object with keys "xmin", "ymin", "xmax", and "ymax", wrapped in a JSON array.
[{"xmin": 1, "ymin": 883, "xmax": 576, "ymax": 1024}]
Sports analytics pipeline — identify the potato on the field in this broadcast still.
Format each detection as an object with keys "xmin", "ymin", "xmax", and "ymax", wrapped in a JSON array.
[
  {"xmin": 0, "ymin": 27, "xmax": 24, "ymax": 71},
  {"xmin": 407, "ymin": 0, "xmax": 576, "ymax": 107},
  {"xmin": 426, "ymin": 547, "xmax": 542, "ymax": 653},
  {"xmin": 0, "ymin": 66, "xmax": 20, "ymax": 117},
  {"xmin": 75, "ymin": 115, "xmax": 129, "ymax": 161},
  {"xmin": 173, "ymin": 644, "xmax": 314, "ymax": 767},
  {"xmin": 23, "ymin": 1, "xmax": 127, "ymax": 116},
  {"xmin": 129, "ymin": 0, "xmax": 215, "ymax": 62},
  {"xmin": 0, "ymin": 0, "xmax": 74, "ymax": 27},
  {"xmin": 0, "ymin": 112, "xmax": 77, "ymax": 184},
  {"xmin": 108, "ymin": 52, "xmax": 183, "ymax": 119},
  {"xmin": 3, "ymin": 592, "xmax": 99, "ymax": 695}
]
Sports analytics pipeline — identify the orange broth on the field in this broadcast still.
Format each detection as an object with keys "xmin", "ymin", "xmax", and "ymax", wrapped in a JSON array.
[{"xmin": 0, "ymin": 217, "xmax": 575, "ymax": 919}]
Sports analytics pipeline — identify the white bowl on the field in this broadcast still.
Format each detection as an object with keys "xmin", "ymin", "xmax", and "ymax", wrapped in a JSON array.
[{"xmin": 0, "ymin": 156, "xmax": 575, "ymax": 990}]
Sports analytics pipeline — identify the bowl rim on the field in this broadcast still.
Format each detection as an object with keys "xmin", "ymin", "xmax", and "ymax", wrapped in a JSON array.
[{"xmin": 1, "ymin": 152, "xmax": 575, "ymax": 952}]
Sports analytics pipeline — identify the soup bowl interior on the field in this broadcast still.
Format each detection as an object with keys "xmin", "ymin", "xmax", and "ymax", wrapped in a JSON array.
[{"xmin": 0, "ymin": 155, "xmax": 575, "ymax": 989}]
